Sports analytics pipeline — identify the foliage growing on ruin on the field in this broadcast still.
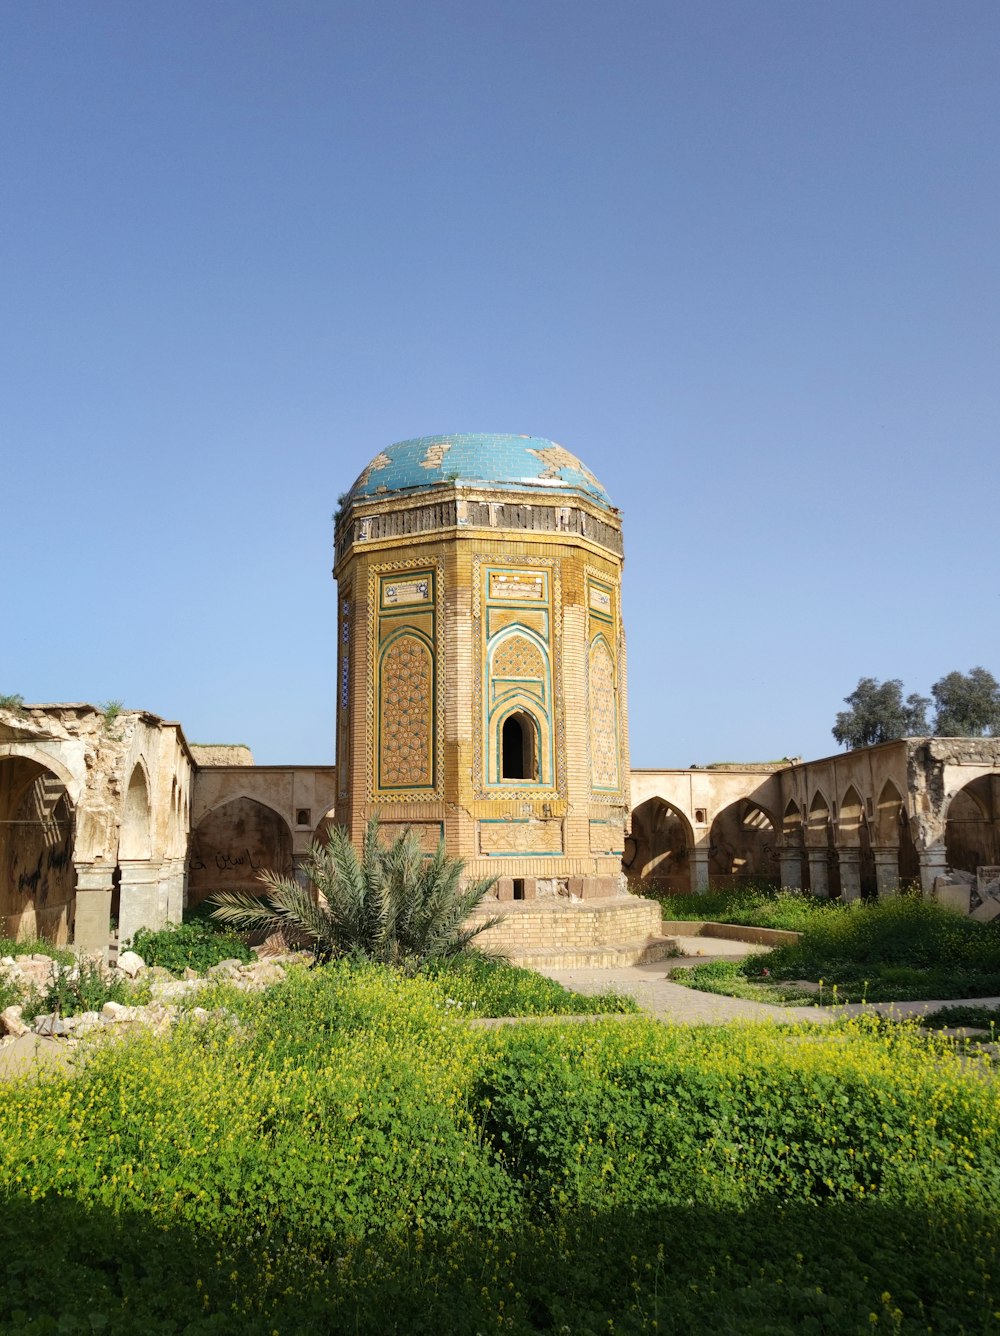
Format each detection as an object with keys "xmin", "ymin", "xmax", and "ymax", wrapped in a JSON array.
[
  {"xmin": 208, "ymin": 817, "xmax": 501, "ymax": 969},
  {"xmin": 99, "ymin": 699, "xmax": 125, "ymax": 738},
  {"xmin": 1, "ymin": 966, "xmax": 998, "ymax": 1332},
  {"xmin": 20, "ymin": 958, "xmax": 143, "ymax": 1021},
  {"xmin": 0, "ymin": 693, "xmax": 26, "ymax": 715},
  {"xmin": 0, "ymin": 934, "xmax": 74, "ymax": 966}
]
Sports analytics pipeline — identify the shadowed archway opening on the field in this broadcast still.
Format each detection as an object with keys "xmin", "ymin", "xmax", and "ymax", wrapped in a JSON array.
[
  {"xmin": 188, "ymin": 798, "xmax": 293, "ymax": 908},
  {"xmin": 0, "ymin": 756, "xmax": 75, "ymax": 943},
  {"xmin": 708, "ymin": 801, "xmax": 779, "ymax": 889},
  {"xmin": 500, "ymin": 712, "xmax": 537, "ymax": 782},
  {"xmin": 625, "ymin": 797, "xmax": 694, "ymax": 895},
  {"xmin": 945, "ymin": 774, "xmax": 1000, "ymax": 886}
]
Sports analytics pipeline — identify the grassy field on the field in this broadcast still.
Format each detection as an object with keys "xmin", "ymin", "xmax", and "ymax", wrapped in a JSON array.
[
  {"xmin": 656, "ymin": 885, "xmax": 842, "ymax": 932},
  {"xmin": 671, "ymin": 896, "xmax": 1000, "ymax": 1004},
  {"xmin": 1, "ymin": 961, "xmax": 998, "ymax": 1332}
]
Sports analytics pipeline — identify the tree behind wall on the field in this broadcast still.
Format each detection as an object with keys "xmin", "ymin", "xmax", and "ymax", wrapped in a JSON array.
[
  {"xmin": 931, "ymin": 667, "xmax": 1000, "ymax": 737},
  {"xmin": 832, "ymin": 668, "xmax": 1000, "ymax": 749},
  {"xmin": 832, "ymin": 678, "xmax": 929, "ymax": 750}
]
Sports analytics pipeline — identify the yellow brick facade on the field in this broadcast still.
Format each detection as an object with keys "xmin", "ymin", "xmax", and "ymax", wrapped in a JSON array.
[{"xmin": 333, "ymin": 476, "xmax": 630, "ymax": 896}]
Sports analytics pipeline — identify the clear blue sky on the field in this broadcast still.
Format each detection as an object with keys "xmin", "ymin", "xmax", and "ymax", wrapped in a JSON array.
[{"xmin": 2, "ymin": 1, "xmax": 998, "ymax": 766}]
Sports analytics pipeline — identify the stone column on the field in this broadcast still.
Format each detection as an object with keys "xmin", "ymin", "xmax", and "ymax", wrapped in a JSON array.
[
  {"xmin": 157, "ymin": 857, "xmax": 185, "ymax": 925},
  {"xmin": 117, "ymin": 859, "xmax": 163, "ymax": 949},
  {"xmin": 873, "ymin": 846, "xmax": 900, "ymax": 898},
  {"xmin": 690, "ymin": 847, "xmax": 710, "ymax": 893},
  {"xmin": 838, "ymin": 848, "xmax": 862, "ymax": 902},
  {"xmin": 919, "ymin": 845, "xmax": 948, "ymax": 896},
  {"xmin": 73, "ymin": 863, "xmax": 115, "ymax": 958},
  {"xmin": 293, "ymin": 853, "xmax": 312, "ymax": 889},
  {"xmin": 806, "ymin": 850, "xmax": 830, "ymax": 898},
  {"xmin": 778, "ymin": 846, "xmax": 804, "ymax": 890}
]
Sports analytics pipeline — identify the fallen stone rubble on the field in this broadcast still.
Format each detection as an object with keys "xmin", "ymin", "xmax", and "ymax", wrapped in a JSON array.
[{"xmin": 0, "ymin": 950, "xmax": 298, "ymax": 1049}]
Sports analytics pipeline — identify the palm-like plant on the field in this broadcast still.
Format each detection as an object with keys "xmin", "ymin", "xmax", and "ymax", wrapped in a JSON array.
[{"xmin": 207, "ymin": 817, "xmax": 503, "ymax": 970}]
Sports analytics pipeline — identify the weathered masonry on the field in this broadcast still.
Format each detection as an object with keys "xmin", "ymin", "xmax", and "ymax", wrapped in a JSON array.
[{"xmin": 628, "ymin": 737, "xmax": 1000, "ymax": 911}]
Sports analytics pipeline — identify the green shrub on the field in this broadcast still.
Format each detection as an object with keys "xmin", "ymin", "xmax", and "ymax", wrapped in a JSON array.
[
  {"xmin": 0, "ymin": 934, "xmax": 74, "ymax": 966},
  {"xmin": 744, "ymin": 896, "xmax": 1000, "ymax": 1001},
  {"xmin": 478, "ymin": 1016, "xmax": 1000, "ymax": 1213},
  {"xmin": 128, "ymin": 919, "xmax": 254, "ymax": 975},
  {"xmin": 657, "ymin": 885, "xmax": 840, "ymax": 931},
  {"xmin": 424, "ymin": 953, "xmax": 638, "ymax": 1016},
  {"xmin": 0, "ymin": 974, "xmax": 23, "ymax": 1013},
  {"xmin": 669, "ymin": 957, "xmax": 817, "ymax": 1005},
  {"xmin": 919, "ymin": 1002, "xmax": 1000, "ymax": 1032},
  {"xmin": 21, "ymin": 958, "xmax": 142, "ymax": 1021},
  {"xmin": 3, "ymin": 967, "xmax": 1000, "ymax": 1333}
]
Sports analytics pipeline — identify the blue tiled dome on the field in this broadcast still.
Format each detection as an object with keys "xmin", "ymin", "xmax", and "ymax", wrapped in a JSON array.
[{"xmin": 346, "ymin": 434, "xmax": 612, "ymax": 508}]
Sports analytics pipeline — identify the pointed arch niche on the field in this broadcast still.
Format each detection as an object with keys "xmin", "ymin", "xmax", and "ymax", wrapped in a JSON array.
[
  {"xmin": 945, "ymin": 774, "xmax": 1000, "ymax": 880},
  {"xmin": 625, "ymin": 796, "xmax": 694, "ymax": 895},
  {"xmin": 0, "ymin": 755, "xmax": 75, "ymax": 942},
  {"xmin": 708, "ymin": 800, "xmax": 779, "ymax": 888},
  {"xmin": 485, "ymin": 627, "xmax": 553, "ymax": 788},
  {"xmin": 187, "ymin": 797, "xmax": 293, "ymax": 907}
]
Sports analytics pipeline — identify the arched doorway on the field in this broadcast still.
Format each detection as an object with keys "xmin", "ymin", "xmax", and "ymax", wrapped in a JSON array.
[
  {"xmin": 708, "ymin": 800, "xmax": 779, "ymax": 888},
  {"xmin": 839, "ymin": 785, "xmax": 876, "ymax": 899},
  {"xmin": 0, "ymin": 756, "xmax": 75, "ymax": 943},
  {"xmin": 945, "ymin": 775, "xmax": 1000, "ymax": 889},
  {"xmin": 625, "ymin": 797, "xmax": 693, "ymax": 895},
  {"xmin": 187, "ymin": 797, "xmax": 294, "ymax": 908},
  {"xmin": 781, "ymin": 799, "xmax": 806, "ymax": 890},
  {"xmin": 500, "ymin": 711, "xmax": 538, "ymax": 781},
  {"xmin": 806, "ymin": 791, "xmax": 840, "ymax": 898},
  {"xmin": 312, "ymin": 807, "xmax": 337, "ymax": 849}
]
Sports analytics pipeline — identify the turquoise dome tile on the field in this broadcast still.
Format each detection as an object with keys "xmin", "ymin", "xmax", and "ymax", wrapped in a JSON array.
[{"xmin": 347, "ymin": 434, "xmax": 612, "ymax": 508}]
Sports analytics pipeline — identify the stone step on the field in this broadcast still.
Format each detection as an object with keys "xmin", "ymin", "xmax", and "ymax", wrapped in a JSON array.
[{"xmin": 505, "ymin": 934, "xmax": 679, "ymax": 971}]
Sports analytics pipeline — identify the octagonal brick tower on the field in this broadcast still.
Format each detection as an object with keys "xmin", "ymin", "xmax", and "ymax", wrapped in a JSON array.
[{"xmin": 332, "ymin": 433, "xmax": 630, "ymax": 899}]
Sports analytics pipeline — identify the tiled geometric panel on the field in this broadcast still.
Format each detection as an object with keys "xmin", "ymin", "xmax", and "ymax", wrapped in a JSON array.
[
  {"xmin": 589, "ymin": 636, "xmax": 619, "ymax": 790},
  {"xmin": 493, "ymin": 634, "xmax": 545, "ymax": 682},
  {"xmin": 378, "ymin": 633, "xmax": 434, "ymax": 790}
]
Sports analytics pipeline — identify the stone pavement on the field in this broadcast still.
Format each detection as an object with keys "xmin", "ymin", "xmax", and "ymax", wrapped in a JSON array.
[
  {"xmin": 539, "ymin": 935, "xmax": 1000, "ymax": 1028},
  {"xmin": 538, "ymin": 957, "xmax": 836, "ymax": 1025}
]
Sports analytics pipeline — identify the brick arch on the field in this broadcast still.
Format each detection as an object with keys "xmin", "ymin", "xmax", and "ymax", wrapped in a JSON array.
[
  {"xmin": 945, "ymin": 773, "xmax": 1000, "ymax": 880},
  {"xmin": 708, "ymin": 799, "xmax": 779, "ymax": 888},
  {"xmin": 486, "ymin": 625, "xmax": 553, "ymax": 789},
  {"xmin": 119, "ymin": 763, "xmax": 152, "ymax": 862},
  {"xmin": 0, "ymin": 754, "xmax": 76, "ymax": 943},
  {"xmin": 626, "ymin": 796, "xmax": 694, "ymax": 895},
  {"xmin": 187, "ymin": 796, "xmax": 293, "ymax": 907}
]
